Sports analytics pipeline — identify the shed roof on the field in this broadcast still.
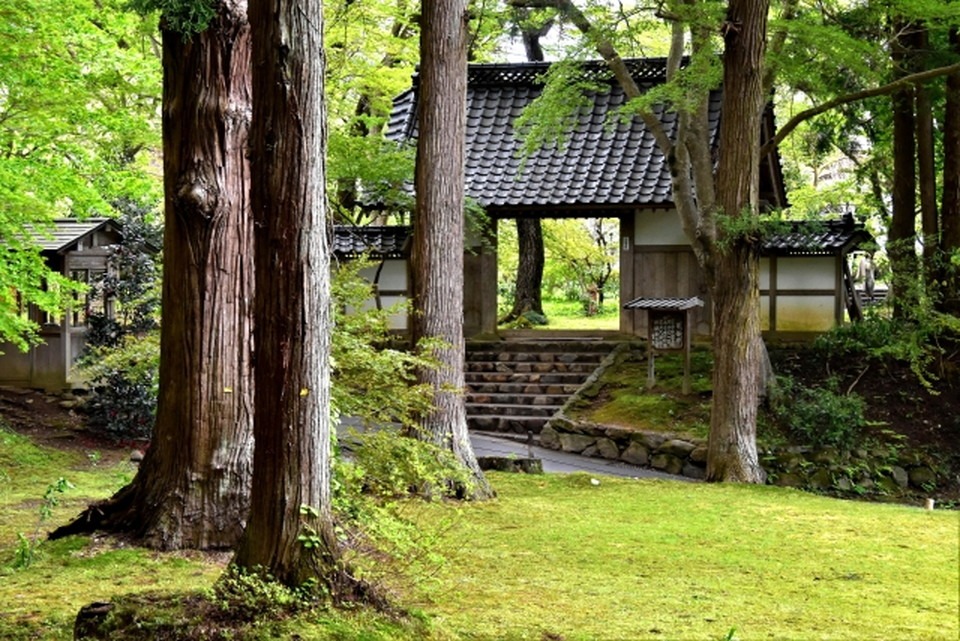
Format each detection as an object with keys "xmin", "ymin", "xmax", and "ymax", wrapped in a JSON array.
[
  {"xmin": 31, "ymin": 218, "xmax": 122, "ymax": 254},
  {"xmin": 387, "ymin": 58, "xmax": 786, "ymax": 214},
  {"xmin": 761, "ymin": 214, "xmax": 872, "ymax": 257},
  {"xmin": 333, "ymin": 225, "xmax": 411, "ymax": 258}
]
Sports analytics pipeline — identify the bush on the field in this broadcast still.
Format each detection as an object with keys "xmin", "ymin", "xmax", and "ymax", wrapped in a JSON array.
[
  {"xmin": 770, "ymin": 376, "xmax": 867, "ymax": 450},
  {"xmin": 79, "ymin": 332, "xmax": 159, "ymax": 441}
]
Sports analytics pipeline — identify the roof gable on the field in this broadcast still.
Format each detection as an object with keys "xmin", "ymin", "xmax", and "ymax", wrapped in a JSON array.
[{"xmin": 31, "ymin": 218, "xmax": 123, "ymax": 254}]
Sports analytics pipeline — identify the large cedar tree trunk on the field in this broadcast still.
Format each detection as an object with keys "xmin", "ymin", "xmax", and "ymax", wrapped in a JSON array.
[
  {"xmin": 410, "ymin": 0, "xmax": 492, "ymax": 499},
  {"xmin": 939, "ymin": 28, "xmax": 960, "ymax": 315},
  {"xmin": 51, "ymin": 2, "xmax": 254, "ymax": 549},
  {"xmin": 704, "ymin": 0, "xmax": 769, "ymax": 483},
  {"xmin": 233, "ymin": 0, "xmax": 354, "ymax": 592}
]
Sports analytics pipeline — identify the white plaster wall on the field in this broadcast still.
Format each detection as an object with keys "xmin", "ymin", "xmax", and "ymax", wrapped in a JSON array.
[
  {"xmin": 759, "ymin": 258, "xmax": 770, "ymax": 289},
  {"xmin": 775, "ymin": 257, "xmax": 835, "ymax": 290},
  {"xmin": 760, "ymin": 295, "xmax": 771, "ymax": 330},
  {"xmin": 775, "ymin": 295, "xmax": 835, "ymax": 332},
  {"xmin": 358, "ymin": 260, "xmax": 407, "ymax": 291},
  {"xmin": 633, "ymin": 209, "xmax": 688, "ymax": 246}
]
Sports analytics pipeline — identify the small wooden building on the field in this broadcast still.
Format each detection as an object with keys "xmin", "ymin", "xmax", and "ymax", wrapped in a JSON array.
[
  {"xmin": 759, "ymin": 213, "xmax": 873, "ymax": 338},
  {"xmin": 0, "ymin": 218, "xmax": 123, "ymax": 390}
]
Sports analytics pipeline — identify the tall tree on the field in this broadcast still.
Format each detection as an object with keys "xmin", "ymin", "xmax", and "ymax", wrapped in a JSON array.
[
  {"xmin": 889, "ymin": 20, "xmax": 920, "ymax": 318},
  {"xmin": 233, "ymin": 0, "xmax": 361, "ymax": 593},
  {"xmin": 51, "ymin": 0, "xmax": 255, "ymax": 549},
  {"xmin": 941, "ymin": 27, "xmax": 960, "ymax": 315},
  {"xmin": 410, "ymin": 0, "xmax": 493, "ymax": 498},
  {"xmin": 500, "ymin": 15, "xmax": 553, "ymax": 325}
]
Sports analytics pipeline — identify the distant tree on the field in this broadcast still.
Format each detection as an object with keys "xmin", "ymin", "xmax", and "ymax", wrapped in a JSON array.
[
  {"xmin": 500, "ymin": 14, "xmax": 554, "ymax": 325},
  {"xmin": 409, "ymin": 0, "xmax": 493, "ymax": 498}
]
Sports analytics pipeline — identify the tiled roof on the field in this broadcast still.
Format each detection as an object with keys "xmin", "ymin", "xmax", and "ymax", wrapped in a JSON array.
[
  {"xmin": 762, "ymin": 214, "xmax": 872, "ymax": 256},
  {"xmin": 387, "ymin": 58, "xmax": 722, "ymax": 212},
  {"xmin": 332, "ymin": 225, "xmax": 411, "ymax": 258},
  {"xmin": 30, "ymin": 218, "xmax": 119, "ymax": 253},
  {"xmin": 623, "ymin": 296, "xmax": 704, "ymax": 311}
]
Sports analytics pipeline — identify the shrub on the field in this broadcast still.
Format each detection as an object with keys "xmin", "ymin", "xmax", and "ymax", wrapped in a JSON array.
[
  {"xmin": 770, "ymin": 376, "xmax": 867, "ymax": 450},
  {"xmin": 79, "ymin": 332, "xmax": 159, "ymax": 441}
]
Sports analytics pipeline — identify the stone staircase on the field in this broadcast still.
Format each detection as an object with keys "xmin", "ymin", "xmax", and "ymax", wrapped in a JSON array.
[{"xmin": 464, "ymin": 338, "xmax": 619, "ymax": 435}]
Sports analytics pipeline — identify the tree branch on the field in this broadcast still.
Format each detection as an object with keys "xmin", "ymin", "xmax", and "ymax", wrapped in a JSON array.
[
  {"xmin": 507, "ymin": 0, "xmax": 675, "ymax": 156},
  {"xmin": 763, "ymin": 62, "xmax": 960, "ymax": 158}
]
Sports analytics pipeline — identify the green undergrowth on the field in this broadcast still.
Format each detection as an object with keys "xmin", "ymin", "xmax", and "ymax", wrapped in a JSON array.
[
  {"xmin": 572, "ymin": 347, "xmax": 713, "ymax": 439},
  {"xmin": 2, "ymin": 425, "xmax": 957, "ymax": 641}
]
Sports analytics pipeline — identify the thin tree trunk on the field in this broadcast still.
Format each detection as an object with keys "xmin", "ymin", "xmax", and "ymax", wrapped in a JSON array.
[
  {"xmin": 500, "ymin": 19, "xmax": 551, "ymax": 326},
  {"xmin": 889, "ymin": 22, "xmax": 919, "ymax": 318},
  {"xmin": 940, "ymin": 27, "xmax": 960, "ymax": 315},
  {"xmin": 502, "ymin": 217, "xmax": 545, "ymax": 323},
  {"xmin": 410, "ymin": 0, "xmax": 492, "ymax": 499},
  {"xmin": 704, "ymin": 0, "xmax": 768, "ymax": 483},
  {"xmin": 235, "ymin": 0, "xmax": 362, "ymax": 596},
  {"xmin": 51, "ymin": 1, "xmax": 254, "ymax": 549},
  {"xmin": 915, "ymin": 27, "xmax": 939, "ymax": 294}
]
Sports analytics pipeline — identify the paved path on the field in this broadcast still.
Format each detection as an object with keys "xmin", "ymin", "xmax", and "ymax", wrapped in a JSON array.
[
  {"xmin": 338, "ymin": 418, "xmax": 690, "ymax": 482},
  {"xmin": 470, "ymin": 431, "xmax": 692, "ymax": 481}
]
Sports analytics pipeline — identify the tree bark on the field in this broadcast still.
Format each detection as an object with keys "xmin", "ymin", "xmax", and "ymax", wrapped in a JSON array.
[
  {"xmin": 410, "ymin": 0, "xmax": 492, "ymax": 499},
  {"xmin": 914, "ymin": 27, "xmax": 939, "ymax": 295},
  {"xmin": 500, "ymin": 19, "xmax": 551, "ymax": 326},
  {"xmin": 939, "ymin": 27, "xmax": 960, "ymax": 315},
  {"xmin": 889, "ymin": 23, "xmax": 919, "ymax": 319},
  {"xmin": 51, "ymin": 1, "xmax": 255, "ymax": 549},
  {"xmin": 704, "ymin": 0, "xmax": 769, "ymax": 483},
  {"xmin": 501, "ymin": 217, "xmax": 545, "ymax": 323},
  {"xmin": 234, "ymin": 0, "xmax": 359, "ymax": 595}
]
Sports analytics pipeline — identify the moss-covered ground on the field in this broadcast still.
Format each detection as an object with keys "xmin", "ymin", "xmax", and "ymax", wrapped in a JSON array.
[{"xmin": 2, "ymin": 423, "xmax": 957, "ymax": 641}]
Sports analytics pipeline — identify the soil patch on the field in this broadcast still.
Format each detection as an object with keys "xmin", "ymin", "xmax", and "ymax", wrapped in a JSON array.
[{"xmin": 0, "ymin": 386, "xmax": 133, "ymax": 467}]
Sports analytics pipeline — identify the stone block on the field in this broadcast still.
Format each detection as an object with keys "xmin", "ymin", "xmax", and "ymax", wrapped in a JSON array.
[
  {"xmin": 689, "ymin": 445, "xmax": 708, "ymax": 464},
  {"xmin": 681, "ymin": 462, "xmax": 705, "ymax": 480},
  {"xmin": 559, "ymin": 433, "xmax": 595, "ymax": 454},
  {"xmin": 596, "ymin": 438, "xmax": 621, "ymax": 460},
  {"xmin": 620, "ymin": 442, "xmax": 649, "ymax": 466},
  {"xmin": 539, "ymin": 425, "xmax": 560, "ymax": 450},
  {"xmin": 651, "ymin": 453, "xmax": 683, "ymax": 475},
  {"xmin": 907, "ymin": 466, "xmax": 936, "ymax": 488},
  {"xmin": 658, "ymin": 439, "xmax": 696, "ymax": 458}
]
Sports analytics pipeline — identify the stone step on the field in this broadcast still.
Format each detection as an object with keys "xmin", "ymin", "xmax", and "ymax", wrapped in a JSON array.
[
  {"xmin": 467, "ymin": 340, "xmax": 618, "ymax": 354},
  {"xmin": 463, "ymin": 371, "xmax": 590, "ymax": 385},
  {"xmin": 465, "ymin": 392, "xmax": 570, "ymax": 407},
  {"xmin": 467, "ymin": 414, "xmax": 549, "ymax": 434},
  {"xmin": 465, "ymin": 361, "xmax": 599, "ymax": 374},
  {"xmin": 466, "ymin": 381, "xmax": 582, "ymax": 395},
  {"xmin": 466, "ymin": 350, "xmax": 608, "ymax": 364},
  {"xmin": 465, "ymin": 403, "xmax": 561, "ymax": 417}
]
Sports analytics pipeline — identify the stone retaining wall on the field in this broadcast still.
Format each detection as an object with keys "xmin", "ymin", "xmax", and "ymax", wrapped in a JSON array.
[{"xmin": 540, "ymin": 417, "xmax": 949, "ymax": 497}]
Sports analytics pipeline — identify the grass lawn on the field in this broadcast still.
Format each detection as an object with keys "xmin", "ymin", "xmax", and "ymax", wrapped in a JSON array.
[
  {"xmin": 1, "ymin": 425, "xmax": 957, "ymax": 640},
  {"xmin": 499, "ymin": 298, "xmax": 621, "ymax": 332}
]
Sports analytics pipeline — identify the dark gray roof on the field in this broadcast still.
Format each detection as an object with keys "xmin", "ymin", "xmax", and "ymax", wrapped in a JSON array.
[
  {"xmin": 333, "ymin": 225, "xmax": 411, "ymax": 258},
  {"xmin": 761, "ymin": 214, "xmax": 872, "ymax": 257},
  {"xmin": 623, "ymin": 296, "xmax": 704, "ymax": 311},
  {"xmin": 388, "ymin": 58, "xmax": 723, "ymax": 213},
  {"xmin": 30, "ymin": 218, "xmax": 120, "ymax": 253}
]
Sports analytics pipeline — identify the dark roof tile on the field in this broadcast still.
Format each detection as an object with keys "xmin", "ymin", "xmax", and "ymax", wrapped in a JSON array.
[{"xmin": 761, "ymin": 214, "xmax": 873, "ymax": 256}]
